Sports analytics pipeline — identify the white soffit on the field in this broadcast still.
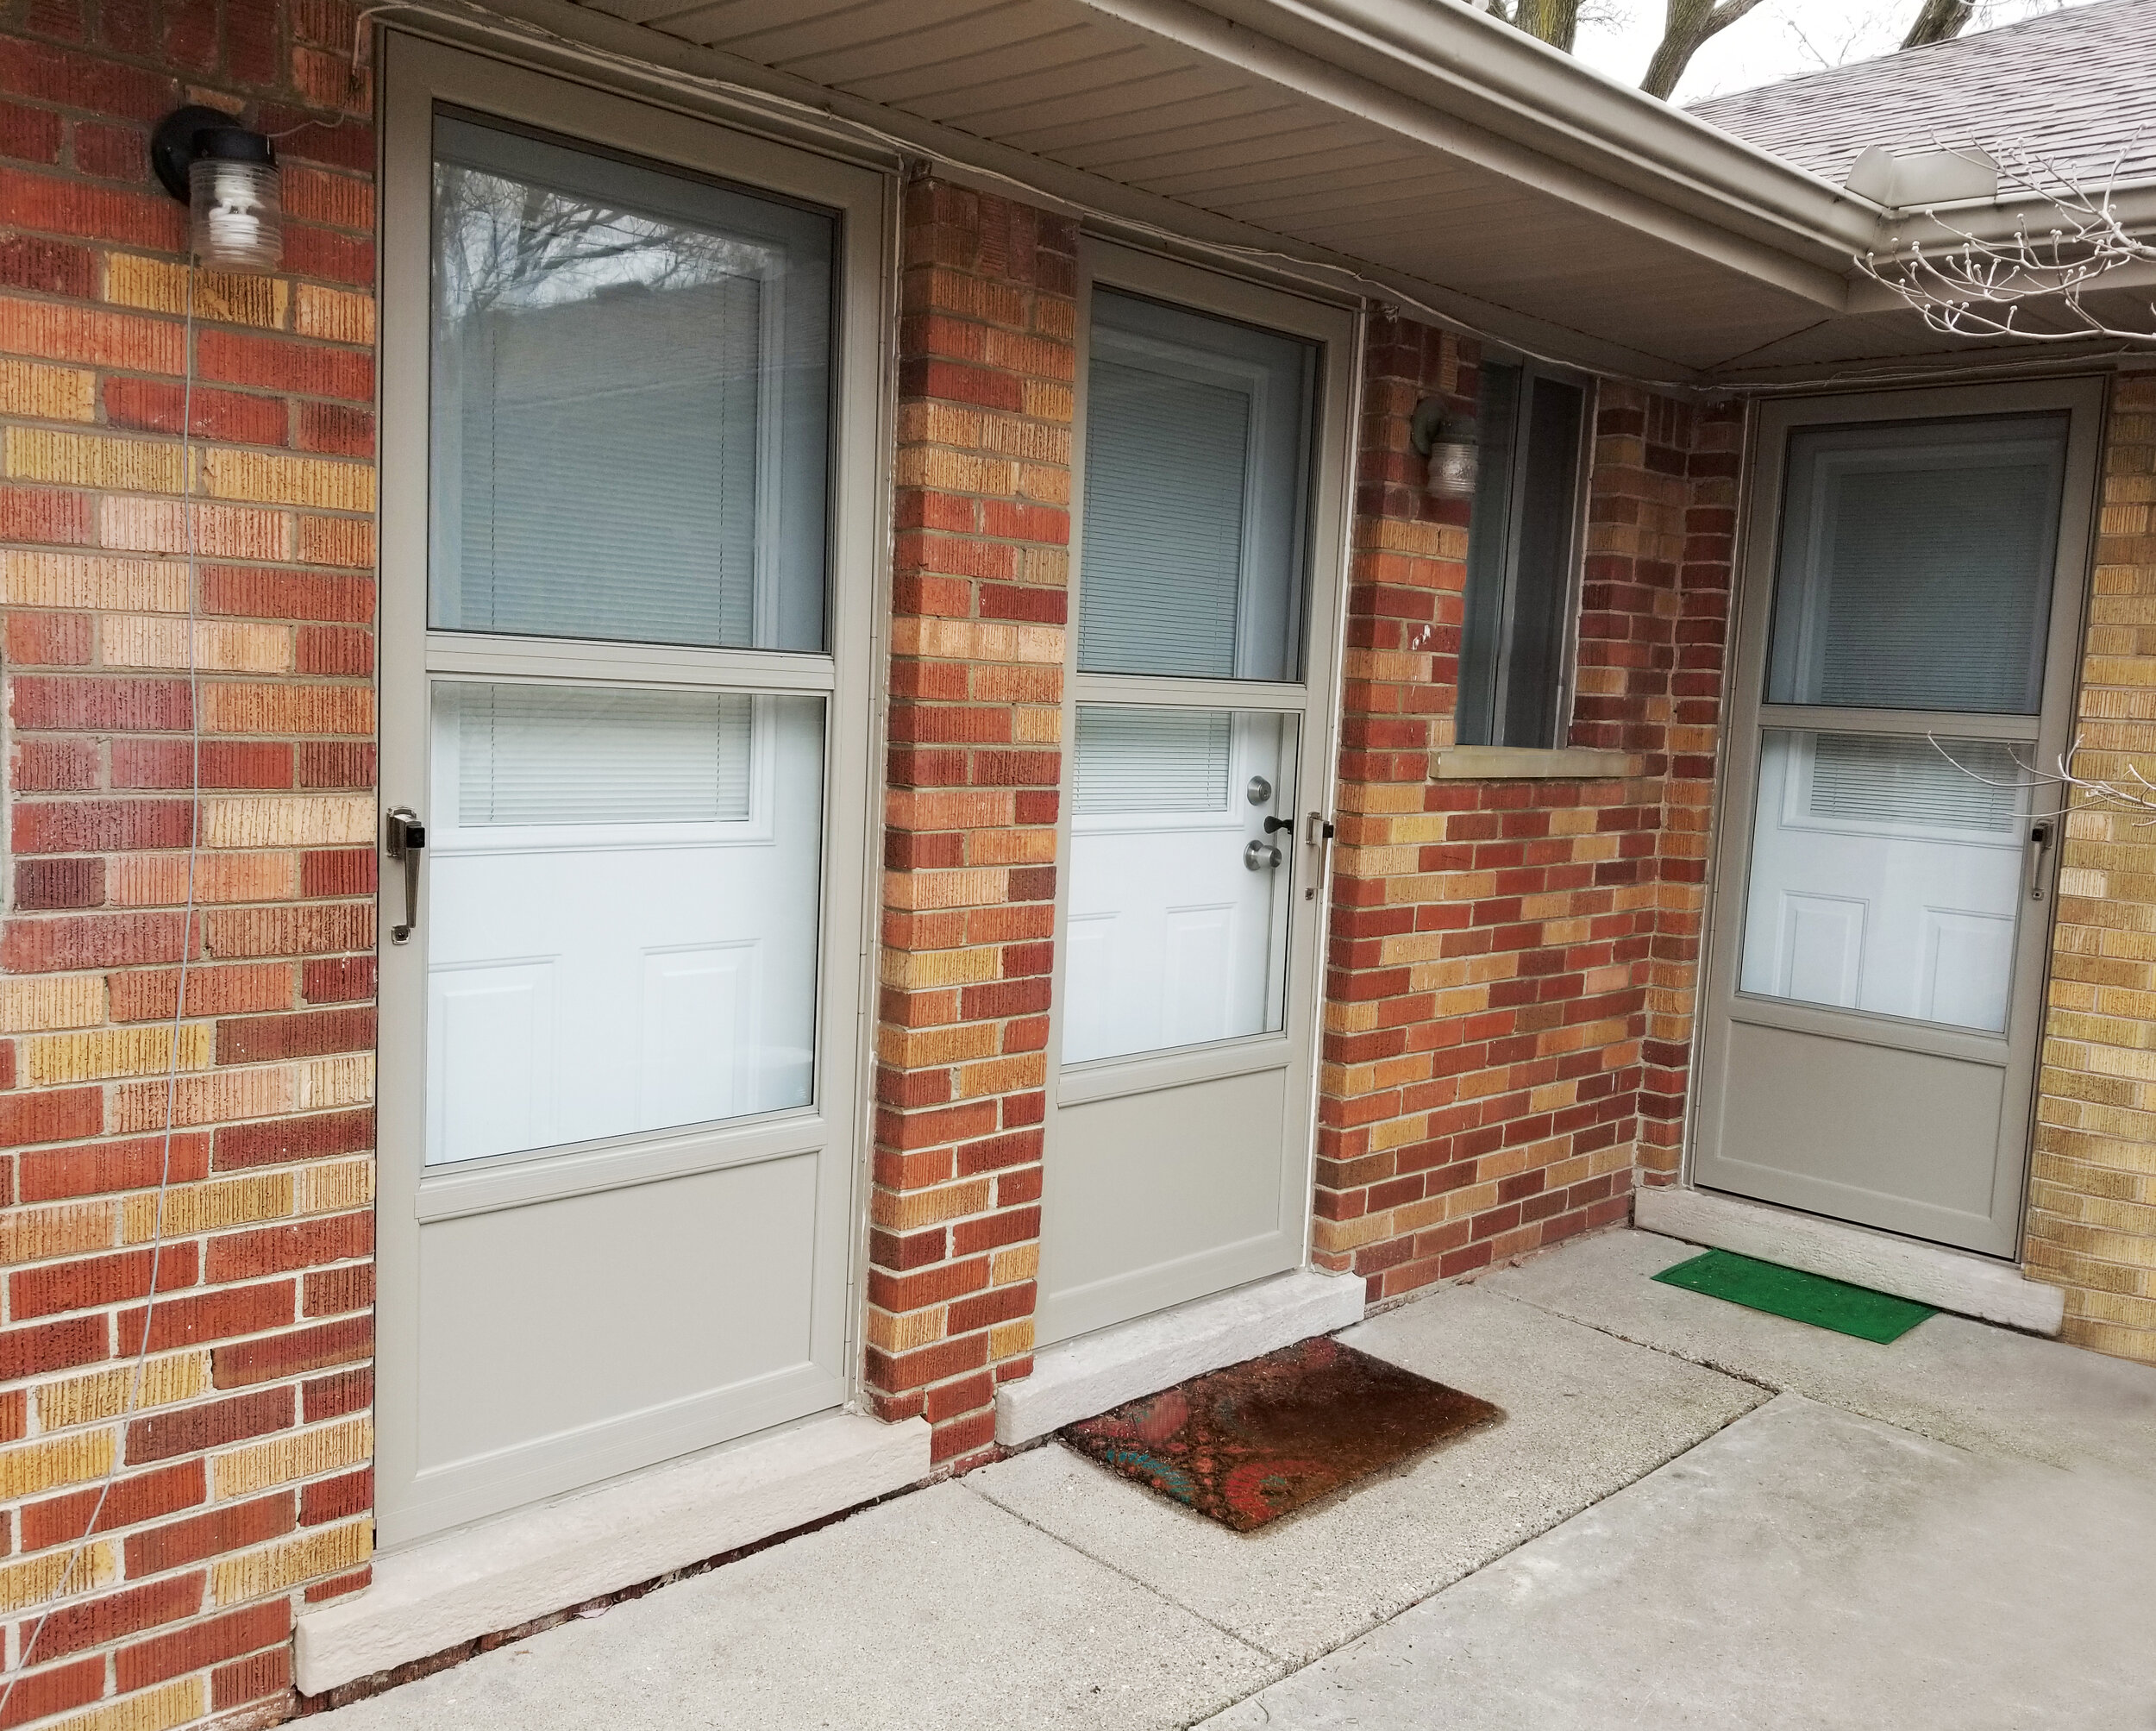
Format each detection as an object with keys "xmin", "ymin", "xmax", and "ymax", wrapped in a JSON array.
[{"xmin": 540, "ymin": 0, "xmax": 1875, "ymax": 378}]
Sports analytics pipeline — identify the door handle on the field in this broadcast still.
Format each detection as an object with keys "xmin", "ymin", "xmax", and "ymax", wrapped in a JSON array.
[
  {"xmin": 385, "ymin": 806, "xmax": 426, "ymax": 944},
  {"xmin": 2027, "ymin": 818, "xmax": 2054, "ymax": 902},
  {"xmin": 1244, "ymin": 838, "xmax": 1283, "ymax": 871}
]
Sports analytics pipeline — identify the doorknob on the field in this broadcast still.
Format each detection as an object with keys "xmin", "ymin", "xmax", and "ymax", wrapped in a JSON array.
[
  {"xmin": 385, "ymin": 806, "xmax": 426, "ymax": 944},
  {"xmin": 1244, "ymin": 838, "xmax": 1283, "ymax": 871}
]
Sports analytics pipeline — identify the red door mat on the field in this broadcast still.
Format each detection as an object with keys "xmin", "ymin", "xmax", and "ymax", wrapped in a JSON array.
[{"xmin": 1062, "ymin": 1336, "xmax": 1503, "ymax": 1531}]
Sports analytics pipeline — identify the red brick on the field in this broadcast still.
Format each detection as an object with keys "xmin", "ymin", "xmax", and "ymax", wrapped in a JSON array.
[
  {"xmin": 21, "ymin": 1460, "xmax": 204, "ymax": 1553},
  {"xmin": 0, "ymin": 1390, "xmax": 23, "ymax": 1444},
  {"xmin": 122, "ymin": 1494, "xmax": 294, "ymax": 1582},
  {"xmin": 13, "ymin": 856, "xmax": 103, "ymax": 909},
  {"xmin": 200, "ymin": 565, "xmax": 373, "ymax": 623},
  {"xmin": 3, "ymin": 611, "xmax": 91, "ymax": 665},
  {"xmin": 0, "ymin": 1314, "xmax": 103, "ymax": 1381},
  {"xmin": 8, "ymin": 1240, "xmax": 198, "ymax": 1320},
  {"xmin": 19, "ymin": 1131, "xmax": 209, "ymax": 1201},
  {"xmin": 0, "ymin": 234, "xmax": 93, "ymax": 297},
  {"xmin": 301, "ymin": 1565, "xmax": 369, "ymax": 1605},
  {"xmin": 34, "ymin": 1572, "xmax": 203, "ymax": 1665},
  {"xmin": 298, "ymin": 848, "xmax": 374, "ymax": 897},
  {"xmin": 280, "ymin": 221, "xmax": 373, "ymax": 284},
  {"xmin": 214, "ymin": 1107, "xmax": 372, "ymax": 1171},
  {"xmin": 0, "ymin": 164, "xmax": 181, "ymax": 248},
  {"xmin": 211, "ymin": 1314, "xmax": 369, "ymax": 1389},
  {"xmin": 108, "ymin": 963, "xmax": 294, "ymax": 1023},
  {"xmin": 9, "ymin": 737, "xmax": 100, "ymax": 790},
  {"xmin": 301, "ymin": 1365, "xmax": 368, "ymax": 1424},
  {"xmin": 300, "ymin": 954, "xmax": 373, "ymax": 1003},
  {"xmin": 0, "ymin": 1658, "xmax": 102, "ymax": 1729},
  {"xmin": 103, "ymin": 377, "xmax": 291, "ymax": 446},
  {"xmin": 214, "ymin": 1007, "xmax": 373, "ymax": 1064},
  {"xmin": 202, "ymin": 901, "xmax": 372, "ymax": 957},
  {"xmin": 11, "ymin": 796, "xmax": 192, "ymax": 852},
  {"xmin": 296, "ymin": 400, "xmax": 373, "ymax": 455},
  {"xmin": 72, "ymin": 117, "xmax": 145, "ymax": 182},
  {"xmin": 9, "ymin": 675, "xmax": 191, "ymax": 732},
  {"xmin": 204, "ymin": 1211, "xmax": 370, "ymax": 1284},
  {"xmin": 302, "ymin": 1262, "xmax": 370, "ymax": 1317},
  {"xmin": 3, "ymin": 911, "xmax": 196, "ymax": 971},
  {"xmin": 127, "ymin": 1385, "xmax": 291, "ymax": 1464},
  {"xmin": 298, "ymin": 1465, "xmax": 368, "ymax": 1527},
  {"xmin": 0, "ymin": 36, "xmax": 178, "ymax": 118},
  {"xmin": 0, "ymin": 1088, "xmax": 102, "ymax": 1151},
  {"xmin": 296, "ymin": 624, "xmax": 372, "ymax": 676},
  {"xmin": 297, "ymin": 743, "xmax": 376, "ymax": 790},
  {"xmin": 197, "ymin": 329, "xmax": 372, "ymax": 401},
  {"xmin": 116, "ymin": 1597, "xmax": 291, "ymax": 1696},
  {"xmin": 110, "ymin": 738, "xmax": 294, "ymax": 789}
]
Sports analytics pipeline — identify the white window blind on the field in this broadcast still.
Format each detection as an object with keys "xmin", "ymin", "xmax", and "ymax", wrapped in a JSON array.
[
  {"xmin": 449, "ymin": 683, "xmax": 753, "ymax": 826},
  {"xmin": 1079, "ymin": 361, "xmax": 1250, "ymax": 679},
  {"xmin": 1073, "ymin": 706, "xmax": 1232, "ymax": 815},
  {"xmin": 451, "ymin": 279, "xmax": 761, "ymax": 648},
  {"xmin": 1805, "ymin": 733, "xmax": 2021, "ymax": 833},
  {"xmin": 1771, "ymin": 422, "xmax": 2065, "ymax": 714}
]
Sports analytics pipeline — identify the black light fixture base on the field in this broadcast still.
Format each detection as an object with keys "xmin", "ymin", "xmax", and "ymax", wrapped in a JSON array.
[{"xmin": 151, "ymin": 105, "xmax": 236, "ymax": 203}]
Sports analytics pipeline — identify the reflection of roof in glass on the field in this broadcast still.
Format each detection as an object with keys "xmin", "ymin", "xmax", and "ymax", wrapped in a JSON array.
[{"xmin": 1689, "ymin": 0, "xmax": 2156, "ymax": 186}]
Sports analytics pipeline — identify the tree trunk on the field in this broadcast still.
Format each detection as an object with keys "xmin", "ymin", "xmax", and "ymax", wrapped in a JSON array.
[
  {"xmin": 1639, "ymin": 0, "xmax": 1768, "ymax": 99},
  {"xmin": 1510, "ymin": 0, "xmax": 1583, "ymax": 53},
  {"xmin": 1902, "ymin": 0, "xmax": 1973, "ymax": 48}
]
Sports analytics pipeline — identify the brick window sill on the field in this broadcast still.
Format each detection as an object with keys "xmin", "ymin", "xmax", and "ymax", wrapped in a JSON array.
[{"xmin": 1430, "ymin": 746, "xmax": 1645, "ymax": 781}]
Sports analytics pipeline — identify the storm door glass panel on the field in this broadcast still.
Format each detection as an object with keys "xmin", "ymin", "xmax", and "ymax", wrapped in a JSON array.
[
  {"xmin": 429, "ymin": 112, "xmax": 834, "ymax": 652},
  {"xmin": 1766, "ymin": 416, "xmax": 2066, "ymax": 714},
  {"xmin": 424, "ymin": 682, "xmax": 825, "ymax": 1165},
  {"xmin": 1739, "ymin": 730, "xmax": 2029, "ymax": 1034},
  {"xmin": 1078, "ymin": 292, "xmax": 1317, "ymax": 681},
  {"xmin": 1062, "ymin": 706, "xmax": 1299, "ymax": 1065}
]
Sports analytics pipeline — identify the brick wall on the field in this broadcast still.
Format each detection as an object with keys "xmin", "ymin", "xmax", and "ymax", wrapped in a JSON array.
[
  {"xmin": 1313, "ymin": 319, "xmax": 1738, "ymax": 1302},
  {"xmin": 2028, "ymin": 373, "xmax": 2156, "ymax": 1366},
  {"xmin": 0, "ymin": 3, "xmax": 377, "ymax": 1726},
  {"xmin": 864, "ymin": 179, "xmax": 1075, "ymax": 1469}
]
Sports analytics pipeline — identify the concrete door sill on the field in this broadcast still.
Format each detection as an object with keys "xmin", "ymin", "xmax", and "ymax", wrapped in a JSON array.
[
  {"xmin": 294, "ymin": 1409, "xmax": 930, "ymax": 1697},
  {"xmin": 996, "ymin": 1267, "xmax": 1365, "ymax": 1446},
  {"xmin": 1636, "ymin": 1187, "xmax": 2065, "ymax": 1335}
]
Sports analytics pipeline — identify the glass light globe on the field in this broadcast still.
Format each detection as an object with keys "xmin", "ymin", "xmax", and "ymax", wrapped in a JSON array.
[{"xmin": 188, "ymin": 150, "xmax": 281, "ymax": 273}]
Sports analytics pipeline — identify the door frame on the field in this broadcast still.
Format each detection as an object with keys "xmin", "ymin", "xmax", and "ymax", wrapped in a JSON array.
[
  {"xmin": 1687, "ymin": 374, "xmax": 2106, "ymax": 1259},
  {"xmin": 1034, "ymin": 238, "xmax": 1361, "ymax": 1345},
  {"xmin": 373, "ymin": 33, "xmax": 893, "ymax": 1546}
]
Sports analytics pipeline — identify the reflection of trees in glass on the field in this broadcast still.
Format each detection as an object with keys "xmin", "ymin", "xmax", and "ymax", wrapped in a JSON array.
[{"xmin": 432, "ymin": 163, "xmax": 772, "ymax": 322}]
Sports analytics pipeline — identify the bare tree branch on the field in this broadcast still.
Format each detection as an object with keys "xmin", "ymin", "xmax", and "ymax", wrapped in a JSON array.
[
  {"xmin": 1902, "ymin": 0, "xmax": 1974, "ymax": 47},
  {"xmin": 1640, "ymin": 0, "xmax": 1771, "ymax": 99},
  {"xmin": 1855, "ymin": 141, "xmax": 2156, "ymax": 346}
]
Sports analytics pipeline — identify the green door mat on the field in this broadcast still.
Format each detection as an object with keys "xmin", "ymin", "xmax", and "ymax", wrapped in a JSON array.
[{"xmin": 1651, "ymin": 1249, "xmax": 1937, "ymax": 1343}]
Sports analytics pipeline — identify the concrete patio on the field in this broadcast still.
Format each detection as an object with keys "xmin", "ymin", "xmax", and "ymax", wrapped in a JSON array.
[{"xmin": 321, "ymin": 1228, "xmax": 2156, "ymax": 1728}]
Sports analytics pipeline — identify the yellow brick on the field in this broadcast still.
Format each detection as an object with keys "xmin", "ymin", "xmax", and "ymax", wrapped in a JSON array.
[
  {"xmin": 211, "ymin": 1518, "xmax": 370, "ymax": 1605},
  {"xmin": 298, "ymin": 1054, "xmax": 374, "ymax": 1112},
  {"xmin": 25, "ymin": 1023, "xmax": 211, "ymax": 1085},
  {"xmin": 214, "ymin": 1417, "xmax": 372, "ymax": 1500},
  {"xmin": 200, "ymin": 448, "xmax": 373, "ymax": 511},
  {"xmin": 0, "ymin": 356, "xmax": 96, "ymax": 422},
  {"xmin": 111, "ymin": 1063, "xmax": 294, "ymax": 1132},
  {"xmin": 124, "ymin": 1172, "xmax": 294, "ymax": 1240},
  {"xmin": 106, "ymin": 254, "xmax": 288, "ymax": 328},
  {"xmin": 883, "ymin": 867, "xmax": 1008, "ymax": 913},
  {"xmin": 878, "ymin": 1023, "xmax": 998, "ymax": 1069},
  {"xmin": 864, "ymin": 1306, "xmax": 943, "ymax": 1353},
  {"xmin": 201, "ymin": 793, "xmax": 374, "ymax": 848},
  {"xmin": 0, "ymin": 1430, "xmax": 116, "ymax": 1500},
  {"xmin": 956, "ymin": 1052, "xmax": 1044, "ymax": 1098},
  {"xmin": 293, "ymin": 284, "xmax": 374, "ymax": 345},
  {"xmin": 0, "ymin": 550, "xmax": 185, "ymax": 611},
  {"xmin": 0, "ymin": 1201, "xmax": 117, "ymax": 1268},
  {"xmin": 879, "ymin": 946, "xmax": 1000, "ymax": 990},
  {"xmin": 991, "ymin": 1242, "xmax": 1039, "ymax": 1285},
  {"xmin": 3, "ymin": 427, "xmax": 185, "ymax": 491},
  {"xmin": 35, "ymin": 1352, "xmax": 211, "ymax": 1431},
  {"xmin": 296, "ymin": 1157, "xmax": 374, "ymax": 1215},
  {"xmin": 869, "ymin": 1179, "xmax": 992, "ymax": 1232},
  {"xmin": 48, "ymin": 1678, "xmax": 202, "ymax": 1731},
  {"xmin": 0, "ymin": 1542, "xmax": 117, "ymax": 1615},
  {"xmin": 988, "ymin": 1318, "xmax": 1035, "ymax": 1360},
  {"xmin": 0, "ymin": 975, "xmax": 106, "ymax": 1033},
  {"xmin": 103, "ymin": 617, "xmax": 292, "ymax": 673}
]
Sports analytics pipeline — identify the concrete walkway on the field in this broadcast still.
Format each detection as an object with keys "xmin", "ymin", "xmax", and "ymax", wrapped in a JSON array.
[{"xmin": 323, "ymin": 1229, "xmax": 2156, "ymax": 1728}]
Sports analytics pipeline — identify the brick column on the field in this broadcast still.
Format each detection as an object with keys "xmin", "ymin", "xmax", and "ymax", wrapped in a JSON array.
[
  {"xmin": 865, "ymin": 179, "xmax": 1075, "ymax": 1468},
  {"xmin": 0, "ymin": 9, "xmax": 377, "ymax": 1727}
]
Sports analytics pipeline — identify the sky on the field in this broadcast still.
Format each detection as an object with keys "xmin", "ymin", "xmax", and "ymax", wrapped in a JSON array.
[{"xmin": 1565, "ymin": 0, "xmax": 2096, "ymax": 103}]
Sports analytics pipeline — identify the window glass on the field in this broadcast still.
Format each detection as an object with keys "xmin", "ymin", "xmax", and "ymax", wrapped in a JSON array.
[
  {"xmin": 1765, "ymin": 416, "xmax": 2065, "ymax": 714},
  {"xmin": 429, "ymin": 113, "xmax": 834, "ymax": 651},
  {"xmin": 1457, "ymin": 362, "xmax": 1586, "ymax": 749},
  {"xmin": 424, "ymin": 682, "xmax": 824, "ymax": 1164},
  {"xmin": 1077, "ymin": 292, "xmax": 1317, "ymax": 681},
  {"xmin": 1062, "ymin": 707, "xmax": 1299, "ymax": 1065}
]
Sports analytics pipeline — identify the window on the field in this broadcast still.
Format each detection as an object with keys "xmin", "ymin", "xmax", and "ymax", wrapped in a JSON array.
[{"xmin": 1456, "ymin": 361, "xmax": 1590, "ymax": 749}]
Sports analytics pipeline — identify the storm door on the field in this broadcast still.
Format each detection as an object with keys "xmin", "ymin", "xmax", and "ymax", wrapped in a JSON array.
[
  {"xmin": 374, "ymin": 39, "xmax": 884, "ymax": 1544},
  {"xmin": 1037, "ymin": 248, "xmax": 1354, "ymax": 1343},
  {"xmin": 1694, "ymin": 382, "xmax": 2100, "ymax": 1256}
]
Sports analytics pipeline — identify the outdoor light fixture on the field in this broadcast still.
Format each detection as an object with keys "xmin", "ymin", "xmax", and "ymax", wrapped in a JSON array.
[
  {"xmin": 1410, "ymin": 395, "xmax": 1480, "ymax": 501},
  {"xmin": 152, "ymin": 106, "xmax": 283, "ymax": 273}
]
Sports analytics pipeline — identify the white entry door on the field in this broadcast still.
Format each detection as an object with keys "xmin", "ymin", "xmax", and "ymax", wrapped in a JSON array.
[
  {"xmin": 1038, "ymin": 248, "xmax": 1353, "ymax": 1344},
  {"xmin": 373, "ymin": 39, "xmax": 885, "ymax": 1545},
  {"xmin": 1694, "ymin": 382, "xmax": 2101, "ymax": 1257}
]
